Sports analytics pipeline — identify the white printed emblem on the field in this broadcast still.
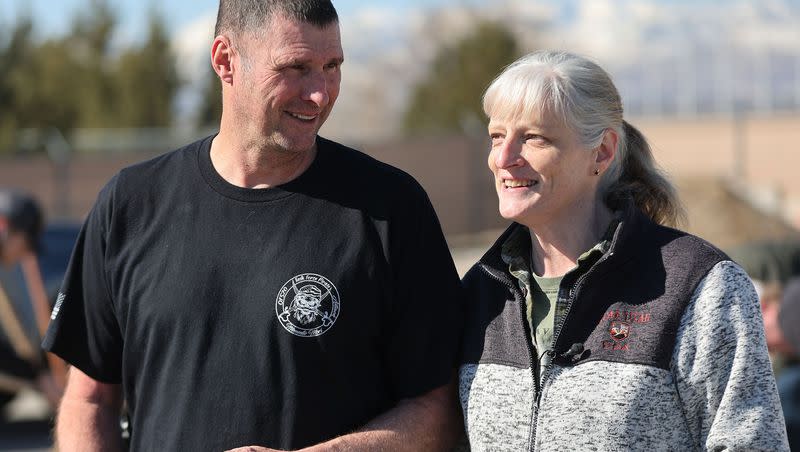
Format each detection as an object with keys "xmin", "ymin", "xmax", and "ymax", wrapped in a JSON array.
[
  {"xmin": 276, "ymin": 273, "xmax": 340, "ymax": 337},
  {"xmin": 51, "ymin": 292, "xmax": 66, "ymax": 320}
]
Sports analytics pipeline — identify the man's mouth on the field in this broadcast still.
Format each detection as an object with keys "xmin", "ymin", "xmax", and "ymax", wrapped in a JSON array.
[
  {"xmin": 503, "ymin": 179, "xmax": 537, "ymax": 188},
  {"xmin": 287, "ymin": 112, "xmax": 318, "ymax": 121}
]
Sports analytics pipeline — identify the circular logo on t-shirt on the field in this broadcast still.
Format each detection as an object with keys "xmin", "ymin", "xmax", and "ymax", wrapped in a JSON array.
[{"xmin": 276, "ymin": 273, "xmax": 340, "ymax": 337}]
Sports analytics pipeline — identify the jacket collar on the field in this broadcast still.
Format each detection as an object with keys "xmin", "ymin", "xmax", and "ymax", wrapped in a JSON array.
[{"xmin": 477, "ymin": 200, "xmax": 653, "ymax": 278}]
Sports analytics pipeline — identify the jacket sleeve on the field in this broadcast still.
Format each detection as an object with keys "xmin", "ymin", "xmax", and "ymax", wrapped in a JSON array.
[{"xmin": 671, "ymin": 260, "xmax": 789, "ymax": 451}]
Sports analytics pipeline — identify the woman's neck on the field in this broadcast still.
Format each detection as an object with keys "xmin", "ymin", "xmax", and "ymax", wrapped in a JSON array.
[{"xmin": 526, "ymin": 202, "xmax": 614, "ymax": 278}]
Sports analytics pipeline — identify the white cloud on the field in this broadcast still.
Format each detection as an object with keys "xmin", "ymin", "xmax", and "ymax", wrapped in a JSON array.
[
  {"xmin": 172, "ymin": 11, "xmax": 216, "ymax": 84},
  {"xmin": 172, "ymin": 0, "xmax": 800, "ymax": 137}
]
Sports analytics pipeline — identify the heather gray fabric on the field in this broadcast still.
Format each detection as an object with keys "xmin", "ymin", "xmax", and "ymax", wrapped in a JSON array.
[
  {"xmin": 535, "ymin": 362, "xmax": 692, "ymax": 451},
  {"xmin": 673, "ymin": 261, "xmax": 787, "ymax": 450},
  {"xmin": 459, "ymin": 364, "xmax": 532, "ymax": 452},
  {"xmin": 459, "ymin": 261, "xmax": 789, "ymax": 451}
]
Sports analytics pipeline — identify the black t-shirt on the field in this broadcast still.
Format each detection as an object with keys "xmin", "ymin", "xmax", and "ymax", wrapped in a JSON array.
[{"xmin": 43, "ymin": 135, "xmax": 463, "ymax": 451}]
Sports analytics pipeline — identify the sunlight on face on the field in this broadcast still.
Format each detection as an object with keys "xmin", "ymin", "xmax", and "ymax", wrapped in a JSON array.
[
  {"xmin": 487, "ymin": 109, "xmax": 599, "ymax": 227},
  {"xmin": 232, "ymin": 15, "xmax": 344, "ymax": 155}
]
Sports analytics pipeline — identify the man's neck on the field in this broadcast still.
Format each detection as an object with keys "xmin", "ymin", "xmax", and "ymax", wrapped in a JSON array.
[{"xmin": 209, "ymin": 133, "xmax": 317, "ymax": 189}]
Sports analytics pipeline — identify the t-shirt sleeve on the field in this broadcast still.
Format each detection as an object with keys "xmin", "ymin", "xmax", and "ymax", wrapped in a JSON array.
[
  {"xmin": 383, "ymin": 182, "xmax": 463, "ymax": 400},
  {"xmin": 42, "ymin": 177, "xmax": 123, "ymax": 384}
]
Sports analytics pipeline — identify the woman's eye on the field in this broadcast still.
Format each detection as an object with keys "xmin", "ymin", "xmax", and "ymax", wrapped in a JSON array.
[{"xmin": 524, "ymin": 134, "xmax": 548, "ymax": 145}]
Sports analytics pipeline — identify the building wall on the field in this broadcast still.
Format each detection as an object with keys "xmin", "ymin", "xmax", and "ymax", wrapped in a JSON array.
[
  {"xmin": 636, "ymin": 114, "xmax": 800, "ymax": 224},
  {"xmin": 1, "ymin": 114, "xmax": 798, "ymax": 247}
]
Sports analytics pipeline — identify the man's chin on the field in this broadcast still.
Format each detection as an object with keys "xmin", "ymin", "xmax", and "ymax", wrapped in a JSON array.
[{"xmin": 272, "ymin": 133, "xmax": 319, "ymax": 155}]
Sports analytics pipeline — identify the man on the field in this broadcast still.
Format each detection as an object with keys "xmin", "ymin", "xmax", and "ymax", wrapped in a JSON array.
[
  {"xmin": 0, "ymin": 190, "xmax": 42, "ymax": 268},
  {"xmin": 0, "ymin": 190, "xmax": 43, "ymax": 398},
  {"xmin": 0, "ymin": 190, "xmax": 60, "ymax": 408},
  {"xmin": 43, "ymin": 1, "xmax": 463, "ymax": 450}
]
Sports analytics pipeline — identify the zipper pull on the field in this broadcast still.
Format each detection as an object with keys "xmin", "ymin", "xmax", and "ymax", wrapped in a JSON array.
[{"xmin": 553, "ymin": 343, "xmax": 586, "ymax": 364}]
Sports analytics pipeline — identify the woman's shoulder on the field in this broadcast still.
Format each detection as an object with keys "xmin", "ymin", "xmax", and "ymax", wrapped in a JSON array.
[
  {"xmin": 657, "ymin": 224, "xmax": 729, "ymax": 260},
  {"xmin": 630, "ymin": 212, "xmax": 730, "ymax": 271},
  {"xmin": 619, "ymin": 213, "xmax": 736, "ymax": 299}
]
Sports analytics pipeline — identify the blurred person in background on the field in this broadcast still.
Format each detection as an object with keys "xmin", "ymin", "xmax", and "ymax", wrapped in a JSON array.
[
  {"xmin": 729, "ymin": 239, "xmax": 800, "ymax": 371},
  {"xmin": 759, "ymin": 280, "xmax": 796, "ymax": 365},
  {"xmin": 458, "ymin": 51, "xmax": 788, "ymax": 451},
  {"xmin": 728, "ymin": 239, "xmax": 800, "ymax": 289},
  {"xmin": 0, "ymin": 191, "xmax": 42, "ymax": 268},
  {"xmin": 775, "ymin": 277, "xmax": 800, "ymax": 449},
  {"xmin": 0, "ymin": 189, "xmax": 62, "ymax": 412},
  {"xmin": 42, "ymin": 0, "xmax": 462, "ymax": 451},
  {"xmin": 729, "ymin": 239, "xmax": 800, "ymax": 449}
]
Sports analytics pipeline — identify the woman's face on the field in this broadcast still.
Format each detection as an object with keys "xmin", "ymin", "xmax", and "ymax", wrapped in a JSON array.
[{"xmin": 487, "ymin": 109, "xmax": 601, "ymax": 227}]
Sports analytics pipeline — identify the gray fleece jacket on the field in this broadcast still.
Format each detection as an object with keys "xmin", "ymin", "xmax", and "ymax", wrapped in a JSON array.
[{"xmin": 458, "ymin": 207, "xmax": 789, "ymax": 451}]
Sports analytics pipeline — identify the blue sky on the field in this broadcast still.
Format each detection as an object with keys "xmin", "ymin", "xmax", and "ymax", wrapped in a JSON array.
[
  {"xmin": 0, "ymin": 0, "xmax": 487, "ymax": 43},
  {"xmin": 0, "ymin": 0, "xmax": 740, "ymax": 44},
  {"xmin": 1, "ymin": 0, "xmax": 799, "ymax": 132}
]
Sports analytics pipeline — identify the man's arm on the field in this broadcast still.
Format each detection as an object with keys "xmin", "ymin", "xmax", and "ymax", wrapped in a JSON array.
[
  {"xmin": 228, "ymin": 378, "xmax": 462, "ymax": 452},
  {"xmin": 56, "ymin": 367, "xmax": 125, "ymax": 452},
  {"xmin": 314, "ymin": 378, "xmax": 462, "ymax": 452}
]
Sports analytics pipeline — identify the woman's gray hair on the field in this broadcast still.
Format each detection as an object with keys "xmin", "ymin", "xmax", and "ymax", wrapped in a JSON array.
[{"xmin": 483, "ymin": 50, "xmax": 683, "ymax": 226}]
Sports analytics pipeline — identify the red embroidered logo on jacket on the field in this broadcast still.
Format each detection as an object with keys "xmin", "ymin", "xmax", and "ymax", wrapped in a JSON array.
[
  {"xmin": 601, "ymin": 310, "xmax": 651, "ymax": 351},
  {"xmin": 609, "ymin": 321, "xmax": 630, "ymax": 341}
]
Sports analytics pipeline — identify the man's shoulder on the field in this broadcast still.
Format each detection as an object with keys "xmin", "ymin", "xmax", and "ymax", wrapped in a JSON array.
[
  {"xmin": 318, "ymin": 136, "xmax": 423, "ymax": 191},
  {"xmin": 94, "ymin": 136, "xmax": 209, "ymax": 209},
  {"xmin": 115, "ymin": 136, "xmax": 207, "ymax": 184}
]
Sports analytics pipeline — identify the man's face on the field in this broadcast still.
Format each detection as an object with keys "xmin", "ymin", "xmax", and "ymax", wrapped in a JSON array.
[
  {"xmin": 1, "ymin": 228, "xmax": 31, "ymax": 267},
  {"xmin": 762, "ymin": 296, "xmax": 795, "ymax": 355},
  {"xmin": 232, "ymin": 15, "xmax": 343, "ymax": 155}
]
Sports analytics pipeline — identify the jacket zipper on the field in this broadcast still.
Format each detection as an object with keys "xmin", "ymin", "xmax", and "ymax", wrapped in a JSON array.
[
  {"xmin": 477, "ymin": 264, "xmax": 540, "ymax": 450},
  {"xmin": 531, "ymin": 250, "xmax": 614, "ymax": 450}
]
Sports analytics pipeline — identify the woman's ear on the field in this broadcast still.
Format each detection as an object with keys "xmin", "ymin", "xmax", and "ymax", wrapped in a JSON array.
[{"xmin": 595, "ymin": 128, "xmax": 619, "ymax": 173}]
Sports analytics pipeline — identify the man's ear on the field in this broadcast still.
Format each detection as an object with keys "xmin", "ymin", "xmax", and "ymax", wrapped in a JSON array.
[
  {"xmin": 0, "ymin": 217, "xmax": 8, "ymax": 241},
  {"xmin": 211, "ymin": 35, "xmax": 236, "ymax": 85}
]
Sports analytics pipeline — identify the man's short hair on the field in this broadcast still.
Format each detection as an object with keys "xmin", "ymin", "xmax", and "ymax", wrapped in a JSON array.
[
  {"xmin": 0, "ymin": 190, "xmax": 43, "ymax": 254},
  {"xmin": 214, "ymin": 0, "xmax": 339, "ymax": 39}
]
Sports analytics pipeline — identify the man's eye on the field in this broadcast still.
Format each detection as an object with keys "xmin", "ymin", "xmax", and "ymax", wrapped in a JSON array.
[{"xmin": 283, "ymin": 64, "xmax": 307, "ymax": 74}]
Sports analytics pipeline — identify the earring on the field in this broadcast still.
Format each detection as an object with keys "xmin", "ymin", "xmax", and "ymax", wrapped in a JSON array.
[{"xmin": 594, "ymin": 169, "xmax": 600, "ymax": 175}]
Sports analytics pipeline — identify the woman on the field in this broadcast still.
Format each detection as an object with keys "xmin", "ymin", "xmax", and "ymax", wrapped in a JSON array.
[{"xmin": 458, "ymin": 51, "xmax": 789, "ymax": 451}]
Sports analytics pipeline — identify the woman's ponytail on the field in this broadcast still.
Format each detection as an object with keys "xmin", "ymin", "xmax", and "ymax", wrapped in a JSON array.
[{"xmin": 605, "ymin": 121, "xmax": 684, "ymax": 227}]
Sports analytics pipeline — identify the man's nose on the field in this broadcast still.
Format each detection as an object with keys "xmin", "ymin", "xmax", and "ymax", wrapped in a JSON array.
[{"xmin": 303, "ymin": 71, "xmax": 329, "ymax": 108}]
